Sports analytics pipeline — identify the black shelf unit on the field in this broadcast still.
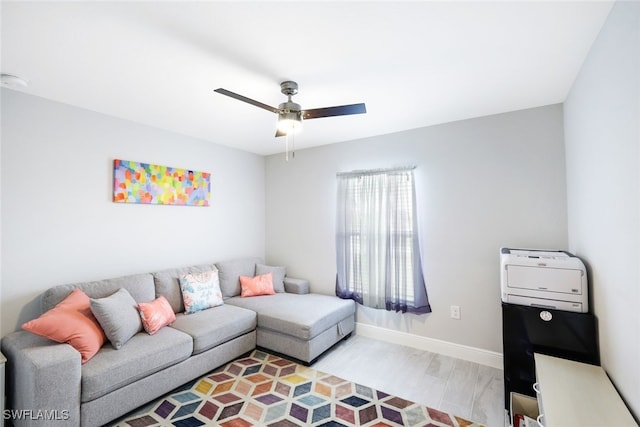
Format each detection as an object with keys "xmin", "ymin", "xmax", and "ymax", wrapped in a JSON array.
[{"xmin": 502, "ymin": 302, "xmax": 599, "ymax": 413}]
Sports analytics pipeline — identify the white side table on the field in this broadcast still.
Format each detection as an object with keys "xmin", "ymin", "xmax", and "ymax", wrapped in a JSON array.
[
  {"xmin": 1, "ymin": 351, "xmax": 5, "ymax": 427},
  {"xmin": 534, "ymin": 353, "xmax": 637, "ymax": 426}
]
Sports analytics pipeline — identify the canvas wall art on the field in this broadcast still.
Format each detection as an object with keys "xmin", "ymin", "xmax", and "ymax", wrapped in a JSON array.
[{"xmin": 113, "ymin": 159, "xmax": 210, "ymax": 206}]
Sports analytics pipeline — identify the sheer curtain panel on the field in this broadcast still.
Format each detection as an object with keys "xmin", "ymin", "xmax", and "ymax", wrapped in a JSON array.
[{"xmin": 335, "ymin": 167, "xmax": 431, "ymax": 314}]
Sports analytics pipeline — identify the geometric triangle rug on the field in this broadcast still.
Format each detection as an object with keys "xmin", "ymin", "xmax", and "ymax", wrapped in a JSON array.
[{"xmin": 112, "ymin": 350, "xmax": 485, "ymax": 427}]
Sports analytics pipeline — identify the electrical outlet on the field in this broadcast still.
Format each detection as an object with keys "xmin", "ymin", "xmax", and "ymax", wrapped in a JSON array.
[{"xmin": 450, "ymin": 305, "xmax": 461, "ymax": 320}]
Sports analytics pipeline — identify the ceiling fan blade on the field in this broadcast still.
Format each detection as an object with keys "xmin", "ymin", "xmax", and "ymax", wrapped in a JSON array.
[
  {"xmin": 275, "ymin": 128, "xmax": 287, "ymax": 138},
  {"xmin": 302, "ymin": 103, "xmax": 366, "ymax": 120},
  {"xmin": 214, "ymin": 88, "xmax": 279, "ymax": 114}
]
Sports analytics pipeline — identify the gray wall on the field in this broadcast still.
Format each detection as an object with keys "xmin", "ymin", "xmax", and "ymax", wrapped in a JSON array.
[
  {"xmin": 564, "ymin": 1, "xmax": 639, "ymax": 418},
  {"xmin": 0, "ymin": 89, "xmax": 266, "ymax": 336},
  {"xmin": 265, "ymin": 104, "xmax": 568, "ymax": 353}
]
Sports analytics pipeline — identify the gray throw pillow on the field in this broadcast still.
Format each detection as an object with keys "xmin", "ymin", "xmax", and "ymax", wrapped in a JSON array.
[
  {"xmin": 255, "ymin": 264, "xmax": 286, "ymax": 293},
  {"xmin": 90, "ymin": 288, "xmax": 142, "ymax": 349}
]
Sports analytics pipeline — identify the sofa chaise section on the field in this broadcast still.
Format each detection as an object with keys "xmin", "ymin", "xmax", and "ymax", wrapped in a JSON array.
[
  {"xmin": 227, "ymin": 292, "xmax": 355, "ymax": 363},
  {"xmin": 214, "ymin": 258, "xmax": 356, "ymax": 364}
]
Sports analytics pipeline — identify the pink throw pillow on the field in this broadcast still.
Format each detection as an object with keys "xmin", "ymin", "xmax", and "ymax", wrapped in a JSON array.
[
  {"xmin": 22, "ymin": 288, "xmax": 107, "ymax": 364},
  {"xmin": 239, "ymin": 272, "xmax": 276, "ymax": 297},
  {"xmin": 138, "ymin": 296, "xmax": 176, "ymax": 335}
]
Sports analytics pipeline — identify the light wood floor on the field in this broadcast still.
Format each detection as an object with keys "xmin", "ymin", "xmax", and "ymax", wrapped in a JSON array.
[{"xmin": 312, "ymin": 335, "xmax": 505, "ymax": 427}]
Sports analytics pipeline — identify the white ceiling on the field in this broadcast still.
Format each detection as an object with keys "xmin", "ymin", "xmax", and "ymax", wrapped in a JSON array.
[{"xmin": 1, "ymin": 1, "xmax": 613, "ymax": 156}]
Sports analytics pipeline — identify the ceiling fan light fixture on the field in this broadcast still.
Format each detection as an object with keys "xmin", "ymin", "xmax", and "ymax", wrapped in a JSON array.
[
  {"xmin": 277, "ymin": 117, "xmax": 302, "ymax": 134},
  {"xmin": 277, "ymin": 104, "xmax": 302, "ymax": 134}
]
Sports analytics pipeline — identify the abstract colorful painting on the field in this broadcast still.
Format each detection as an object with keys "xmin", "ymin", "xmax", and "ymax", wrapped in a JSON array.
[{"xmin": 113, "ymin": 159, "xmax": 210, "ymax": 206}]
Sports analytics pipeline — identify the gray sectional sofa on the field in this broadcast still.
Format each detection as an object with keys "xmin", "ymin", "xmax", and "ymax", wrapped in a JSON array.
[{"xmin": 1, "ymin": 258, "xmax": 355, "ymax": 427}]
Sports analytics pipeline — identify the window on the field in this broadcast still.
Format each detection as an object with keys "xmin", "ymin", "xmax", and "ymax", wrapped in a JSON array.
[{"xmin": 335, "ymin": 167, "xmax": 431, "ymax": 314}]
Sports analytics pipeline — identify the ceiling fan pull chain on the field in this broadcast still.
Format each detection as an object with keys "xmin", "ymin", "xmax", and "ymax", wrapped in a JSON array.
[{"xmin": 285, "ymin": 133, "xmax": 289, "ymax": 162}]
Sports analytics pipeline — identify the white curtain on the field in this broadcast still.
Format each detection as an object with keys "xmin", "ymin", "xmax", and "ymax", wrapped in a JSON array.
[{"xmin": 335, "ymin": 167, "xmax": 431, "ymax": 313}]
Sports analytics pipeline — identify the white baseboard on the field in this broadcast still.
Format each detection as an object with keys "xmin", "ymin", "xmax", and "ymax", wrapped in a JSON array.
[{"xmin": 354, "ymin": 322, "xmax": 504, "ymax": 369}]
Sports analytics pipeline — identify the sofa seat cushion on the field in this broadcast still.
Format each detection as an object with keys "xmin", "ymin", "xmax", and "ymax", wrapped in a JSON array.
[
  {"xmin": 226, "ymin": 294, "xmax": 355, "ymax": 340},
  {"xmin": 169, "ymin": 304, "xmax": 256, "ymax": 355},
  {"xmin": 81, "ymin": 326, "xmax": 192, "ymax": 402}
]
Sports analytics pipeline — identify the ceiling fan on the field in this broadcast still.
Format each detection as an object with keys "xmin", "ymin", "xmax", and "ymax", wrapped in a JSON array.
[{"xmin": 214, "ymin": 81, "xmax": 366, "ymax": 137}]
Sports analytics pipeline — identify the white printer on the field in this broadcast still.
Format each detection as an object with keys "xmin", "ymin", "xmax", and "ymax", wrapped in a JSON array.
[{"xmin": 500, "ymin": 248, "xmax": 588, "ymax": 313}]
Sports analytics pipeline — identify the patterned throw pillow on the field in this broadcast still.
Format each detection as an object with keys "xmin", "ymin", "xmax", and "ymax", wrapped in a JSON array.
[
  {"xmin": 138, "ymin": 296, "xmax": 176, "ymax": 335},
  {"xmin": 179, "ymin": 270, "xmax": 224, "ymax": 314},
  {"xmin": 239, "ymin": 272, "xmax": 276, "ymax": 297},
  {"xmin": 22, "ymin": 288, "xmax": 107, "ymax": 363}
]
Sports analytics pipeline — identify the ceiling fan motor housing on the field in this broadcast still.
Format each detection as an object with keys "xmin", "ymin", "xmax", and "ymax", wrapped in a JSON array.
[{"xmin": 280, "ymin": 81, "xmax": 299, "ymax": 97}]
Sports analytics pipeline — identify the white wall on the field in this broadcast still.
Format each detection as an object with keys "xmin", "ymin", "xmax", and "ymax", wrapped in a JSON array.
[
  {"xmin": 265, "ymin": 104, "xmax": 568, "ymax": 353},
  {"xmin": 0, "ymin": 89, "xmax": 265, "ymax": 336},
  {"xmin": 564, "ymin": 1, "xmax": 639, "ymax": 418}
]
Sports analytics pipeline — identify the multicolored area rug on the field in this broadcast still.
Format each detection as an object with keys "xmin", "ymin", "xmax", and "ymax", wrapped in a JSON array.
[{"xmin": 114, "ymin": 350, "xmax": 484, "ymax": 427}]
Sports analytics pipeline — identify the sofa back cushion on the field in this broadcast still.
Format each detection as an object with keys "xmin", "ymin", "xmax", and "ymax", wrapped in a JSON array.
[
  {"xmin": 152, "ymin": 264, "xmax": 215, "ymax": 313},
  {"xmin": 255, "ymin": 264, "xmax": 286, "ymax": 293},
  {"xmin": 215, "ymin": 257, "xmax": 262, "ymax": 298},
  {"xmin": 42, "ymin": 273, "xmax": 156, "ymax": 313}
]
